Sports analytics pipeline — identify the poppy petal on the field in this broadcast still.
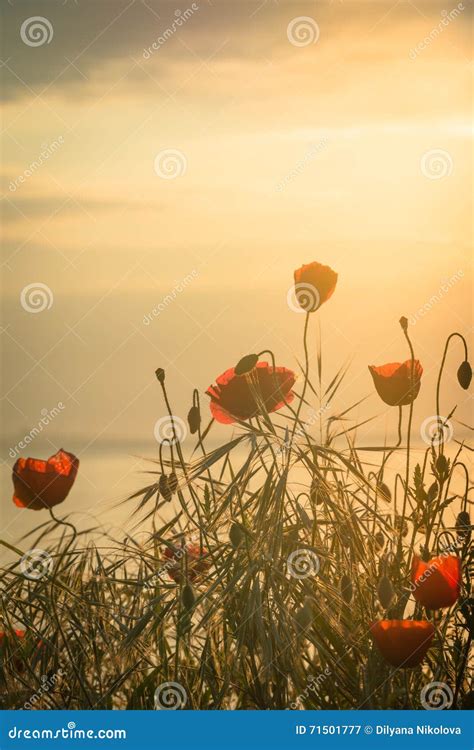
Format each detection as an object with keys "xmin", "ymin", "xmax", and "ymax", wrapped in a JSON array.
[
  {"xmin": 293, "ymin": 261, "xmax": 338, "ymax": 312},
  {"xmin": 207, "ymin": 361, "xmax": 295, "ymax": 424},
  {"xmin": 12, "ymin": 449, "xmax": 79, "ymax": 511},
  {"xmin": 411, "ymin": 555, "xmax": 461, "ymax": 610},
  {"xmin": 370, "ymin": 620, "xmax": 434, "ymax": 668},
  {"xmin": 369, "ymin": 360, "xmax": 423, "ymax": 406}
]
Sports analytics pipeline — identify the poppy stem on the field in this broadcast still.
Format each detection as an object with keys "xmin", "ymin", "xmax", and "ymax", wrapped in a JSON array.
[
  {"xmin": 435, "ymin": 332, "xmax": 469, "ymax": 454},
  {"xmin": 377, "ymin": 405, "xmax": 403, "ymax": 482},
  {"xmin": 158, "ymin": 380, "xmax": 188, "ymax": 477},
  {"xmin": 398, "ymin": 325, "xmax": 416, "ymax": 558},
  {"xmin": 48, "ymin": 507, "xmax": 77, "ymax": 550},
  {"xmin": 453, "ymin": 633, "xmax": 472, "ymax": 708},
  {"xmin": 193, "ymin": 392, "xmax": 217, "ymax": 507},
  {"xmin": 291, "ymin": 312, "xmax": 311, "ymax": 443},
  {"xmin": 156, "ymin": 377, "xmax": 218, "ymax": 571}
]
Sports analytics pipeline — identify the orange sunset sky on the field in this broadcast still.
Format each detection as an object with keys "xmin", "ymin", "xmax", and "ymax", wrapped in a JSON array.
[{"xmin": 1, "ymin": 0, "xmax": 472, "ymax": 466}]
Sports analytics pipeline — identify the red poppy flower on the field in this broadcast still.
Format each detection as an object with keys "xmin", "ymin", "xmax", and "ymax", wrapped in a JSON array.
[
  {"xmin": 0, "ymin": 629, "xmax": 25, "ymax": 645},
  {"xmin": 411, "ymin": 554, "xmax": 461, "ymax": 610},
  {"xmin": 12, "ymin": 449, "xmax": 79, "ymax": 510},
  {"xmin": 163, "ymin": 544, "xmax": 210, "ymax": 583},
  {"xmin": 368, "ymin": 360, "xmax": 423, "ymax": 406},
  {"xmin": 370, "ymin": 620, "xmax": 434, "ymax": 668},
  {"xmin": 293, "ymin": 262, "xmax": 338, "ymax": 312},
  {"xmin": 206, "ymin": 361, "xmax": 295, "ymax": 425}
]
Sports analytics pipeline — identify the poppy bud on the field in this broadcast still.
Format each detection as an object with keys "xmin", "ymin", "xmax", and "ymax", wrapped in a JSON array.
[
  {"xmin": 168, "ymin": 472, "xmax": 178, "ymax": 494},
  {"xmin": 427, "ymin": 482, "xmax": 438, "ymax": 502},
  {"xmin": 182, "ymin": 583, "xmax": 195, "ymax": 610},
  {"xmin": 420, "ymin": 546, "xmax": 431, "ymax": 562},
  {"xmin": 155, "ymin": 368, "xmax": 165, "ymax": 384},
  {"xmin": 376, "ymin": 482, "xmax": 391, "ymax": 503},
  {"xmin": 310, "ymin": 477, "xmax": 324, "ymax": 505},
  {"xmin": 435, "ymin": 453, "xmax": 449, "ymax": 478},
  {"xmin": 456, "ymin": 511, "xmax": 471, "ymax": 541},
  {"xmin": 296, "ymin": 504, "xmax": 312, "ymax": 529},
  {"xmin": 378, "ymin": 576, "xmax": 394, "ymax": 609},
  {"xmin": 159, "ymin": 474, "xmax": 172, "ymax": 502},
  {"xmin": 294, "ymin": 600, "xmax": 313, "ymax": 634},
  {"xmin": 234, "ymin": 354, "xmax": 259, "ymax": 376},
  {"xmin": 374, "ymin": 531, "xmax": 385, "ymax": 551},
  {"xmin": 229, "ymin": 522, "xmax": 245, "ymax": 549},
  {"xmin": 457, "ymin": 360, "xmax": 472, "ymax": 390},
  {"xmin": 340, "ymin": 574, "xmax": 353, "ymax": 604},
  {"xmin": 399, "ymin": 316, "xmax": 408, "ymax": 332},
  {"xmin": 187, "ymin": 405, "xmax": 201, "ymax": 434}
]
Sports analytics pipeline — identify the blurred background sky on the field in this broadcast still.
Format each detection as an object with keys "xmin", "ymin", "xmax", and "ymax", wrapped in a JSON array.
[{"xmin": 1, "ymin": 0, "xmax": 472, "ymax": 539}]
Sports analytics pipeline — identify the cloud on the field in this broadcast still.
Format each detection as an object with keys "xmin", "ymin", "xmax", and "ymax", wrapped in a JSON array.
[
  {"xmin": 1, "ymin": 192, "xmax": 162, "ymax": 223},
  {"xmin": 2, "ymin": 0, "xmax": 470, "ymax": 102}
]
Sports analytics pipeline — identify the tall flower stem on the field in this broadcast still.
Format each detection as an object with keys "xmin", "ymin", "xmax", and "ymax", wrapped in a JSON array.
[
  {"xmin": 372, "ymin": 406, "xmax": 403, "ymax": 474},
  {"xmin": 156, "ymin": 373, "xmax": 207, "ymax": 540},
  {"xmin": 398, "ymin": 324, "xmax": 416, "ymax": 558},
  {"xmin": 291, "ymin": 312, "xmax": 310, "ymax": 444},
  {"xmin": 48, "ymin": 507, "xmax": 78, "ymax": 553},
  {"xmin": 157, "ymin": 376, "xmax": 188, "ymax": 478},
  {"xmin": 436, "ymin": 332, "xmax": 468, "ymax": 454}
]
